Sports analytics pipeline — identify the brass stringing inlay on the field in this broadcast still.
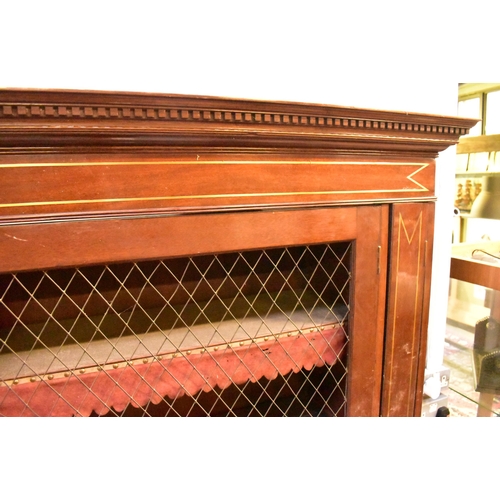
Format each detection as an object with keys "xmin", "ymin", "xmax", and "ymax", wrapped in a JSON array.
[
  {"xmin": 387, "ymin": 211, "xmax": 423, "ymax": 414},
  {"xmin": 0, "ymin": 161, "xmax": 431, "ymax": 209}
]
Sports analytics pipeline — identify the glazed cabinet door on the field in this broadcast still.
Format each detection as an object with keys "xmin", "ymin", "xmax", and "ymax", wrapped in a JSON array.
[{"xmin": 0, "ymin": 204, "xmax": 388, "ymax": 417}]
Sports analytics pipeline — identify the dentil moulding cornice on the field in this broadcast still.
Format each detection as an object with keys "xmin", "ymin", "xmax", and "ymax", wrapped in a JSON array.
[{"xmin": 0, "ymin": 89, "xmax": 477, "ymax": 156}]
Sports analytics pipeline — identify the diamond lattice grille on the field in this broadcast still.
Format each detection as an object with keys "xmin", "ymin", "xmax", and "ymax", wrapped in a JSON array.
[{"xmin": 0, "ymin": 242, "xmax": 351, "ymax": 417}]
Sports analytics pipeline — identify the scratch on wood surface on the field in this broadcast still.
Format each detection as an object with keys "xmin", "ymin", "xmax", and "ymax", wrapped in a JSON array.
[{"xmin": 4, "ymin": 233, "xmax": 28, "ymax": 242}]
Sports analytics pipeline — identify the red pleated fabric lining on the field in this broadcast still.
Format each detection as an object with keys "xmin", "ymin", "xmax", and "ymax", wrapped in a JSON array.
[{"xmin": 0, "ymin": 327, "xmax": 346, "ymax": 417}]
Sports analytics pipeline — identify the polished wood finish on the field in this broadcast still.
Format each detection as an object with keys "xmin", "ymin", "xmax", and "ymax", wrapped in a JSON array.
[
  {"xmin": 0, "ymin": 153, "xmax": 438, "ymax": 221},
  {"xmin": 349, "ymin": 205, "xmax": 389, "ymax": 416},
  {"xmin": 0, "ymin": 207, "xmax": 358, "ymax": 273},
  {"xmin": 0, "ymin": 90, "xmax": 475, "ymax": 416},
  {"xmin": 450, "ymin": 241, "xmax": 500, "ymax": 290},
  {"xmin": 382, "ymin": 203, "xmax": 435, "ymax": 416}
]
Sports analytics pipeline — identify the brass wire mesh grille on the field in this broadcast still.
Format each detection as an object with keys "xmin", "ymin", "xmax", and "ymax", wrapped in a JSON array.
[{"xmin": 0, "ymin": 242, "xmax": 351, "ymax": 417}]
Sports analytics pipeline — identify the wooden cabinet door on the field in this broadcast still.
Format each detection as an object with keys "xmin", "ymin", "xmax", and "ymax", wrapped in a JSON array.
[
  {"xmin": 0, "ymin": 204, "xmax": 389, "ymax": 417},
  {"xmin": 381, "ymin": 202, "xmax": 435, "ymax": 417}
]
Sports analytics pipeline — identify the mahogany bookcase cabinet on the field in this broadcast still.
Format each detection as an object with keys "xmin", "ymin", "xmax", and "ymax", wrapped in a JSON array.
[{"xmin": 0, "ymin": 90, "xmax": 475, "ymax": 417}]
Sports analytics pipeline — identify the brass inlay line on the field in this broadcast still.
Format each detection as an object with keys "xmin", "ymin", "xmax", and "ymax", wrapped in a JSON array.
[
  {"xmin": 386, "ymin": 215, "xmax": 402, "ymax": 414},
  {"xmin": 0, "ymin": 160, "xmax": 428, "ymax": 168},
  {"xmin": 407, "ymin": 213, "xmax": 423, "ymax": 416},
  {"xmin": 0, "ymin": 188, "xmax": 429, "ymax": 209},
  {"xmin": 0, "ymin": 161, "xmax": 430, "ymax": 209}
]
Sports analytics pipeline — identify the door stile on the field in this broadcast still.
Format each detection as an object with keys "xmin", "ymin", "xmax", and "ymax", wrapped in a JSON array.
[
  {"xmin": 347, "ymin": 204, "xmax": 389, "ymax": 416},
  {"xmin": 381, "ymin": 202, "xmax": 435, "ymax": 416}
]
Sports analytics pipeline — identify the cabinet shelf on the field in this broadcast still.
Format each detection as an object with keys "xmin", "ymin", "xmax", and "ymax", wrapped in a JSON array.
[{"xmin": 0, "ymin": 291, "xmax": 348, "ymax": 382}]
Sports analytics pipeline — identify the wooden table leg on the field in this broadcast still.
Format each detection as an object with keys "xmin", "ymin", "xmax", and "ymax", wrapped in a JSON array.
[
  {"xmin": 490, "ymin": 289, "xmax": 500, "ymax": 322},
  {"xmin": 477, "ymin": 392, "xmax": 495, "ymax": 417}
]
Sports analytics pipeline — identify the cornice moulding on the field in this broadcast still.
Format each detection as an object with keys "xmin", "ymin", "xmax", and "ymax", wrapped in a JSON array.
[{"xmin": 0, "ymin": 89, "xmax": 478, "ymax": 156}]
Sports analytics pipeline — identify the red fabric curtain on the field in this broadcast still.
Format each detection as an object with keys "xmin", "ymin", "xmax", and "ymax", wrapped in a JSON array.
[{"xmin": 0, "ymin": 327, "xmax": 346, "ymax": 417}]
